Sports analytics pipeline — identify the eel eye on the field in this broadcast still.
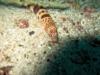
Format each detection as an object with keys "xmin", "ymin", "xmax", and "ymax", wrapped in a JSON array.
[{"xmin": 41, "ymin": 10, "xmax": 45, "ymax": 13}]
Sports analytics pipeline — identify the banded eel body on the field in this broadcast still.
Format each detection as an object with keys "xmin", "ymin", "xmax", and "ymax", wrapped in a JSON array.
[{"xmin": 29, "ymin": 4, "xmax": 58, "ymax": 44}]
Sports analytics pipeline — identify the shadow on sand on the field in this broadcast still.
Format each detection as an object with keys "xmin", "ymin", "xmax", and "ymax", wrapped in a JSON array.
[{"xmin": 40, "ymin": 35, "xmax": 100, "ymax": 75}]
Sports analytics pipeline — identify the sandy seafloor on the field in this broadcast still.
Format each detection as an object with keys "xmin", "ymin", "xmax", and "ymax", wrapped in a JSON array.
[{"xmin": 0, "ymin": 5, "xmax": 100, "ymax": 75}]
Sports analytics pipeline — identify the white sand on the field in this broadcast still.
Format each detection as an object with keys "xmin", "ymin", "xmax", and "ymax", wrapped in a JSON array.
[{"xmin": 0, "ymin": 5, "xmax": 100, "ymax": 75}]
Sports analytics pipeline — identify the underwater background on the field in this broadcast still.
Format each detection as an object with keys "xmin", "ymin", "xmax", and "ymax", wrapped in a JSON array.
[{"xmin": 0, "ymin": 0, "xmax": 100, "ymax": 75}]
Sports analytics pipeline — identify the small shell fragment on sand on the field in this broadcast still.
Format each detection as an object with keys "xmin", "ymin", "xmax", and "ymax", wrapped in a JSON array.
[
  {"xmin": 0, "ymin": 66, "xmax": 13, "ymax": 75},
  {"xmin": 16, "ymin": 19, "xmax": 29, "ymax": 28}
]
